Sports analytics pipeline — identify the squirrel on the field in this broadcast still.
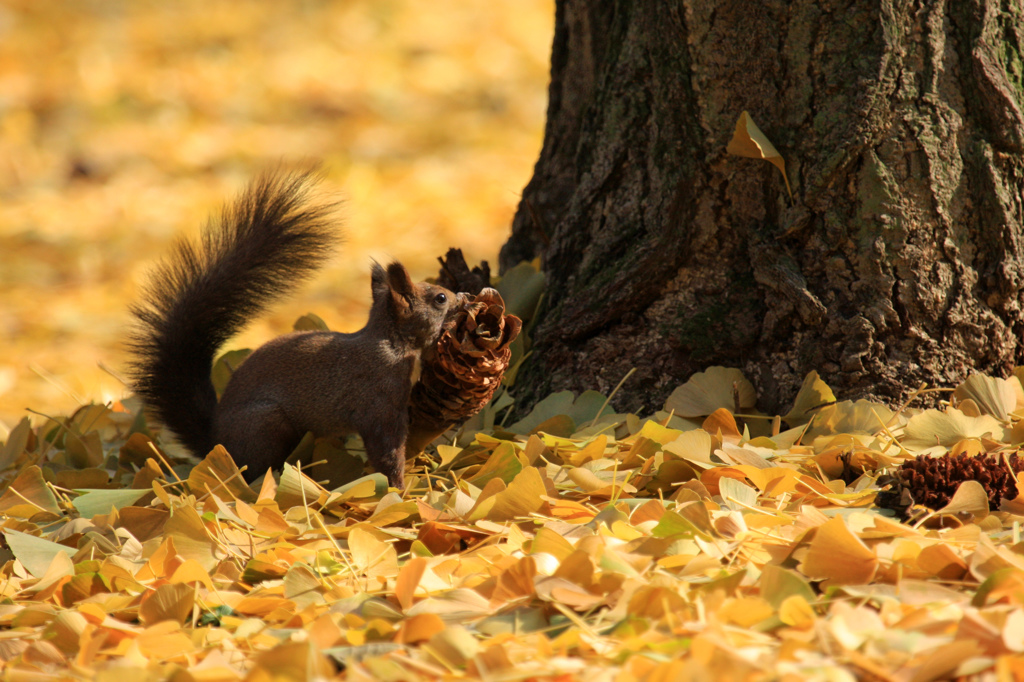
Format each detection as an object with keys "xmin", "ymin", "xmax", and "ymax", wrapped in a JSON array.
[{"xmin": 127, "ymin": 168, "xmax": 463, "ymax": 489}]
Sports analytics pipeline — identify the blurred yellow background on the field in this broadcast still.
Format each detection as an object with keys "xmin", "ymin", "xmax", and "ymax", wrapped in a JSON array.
[{"xmin": 0, "ymin": 0, "xmax": 553, "ymax": 435}]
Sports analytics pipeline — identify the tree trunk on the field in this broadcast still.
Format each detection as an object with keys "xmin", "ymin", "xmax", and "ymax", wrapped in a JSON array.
[{"xmin": 501, "ymin": 0, "xmax": 1024, "ymax": 415}]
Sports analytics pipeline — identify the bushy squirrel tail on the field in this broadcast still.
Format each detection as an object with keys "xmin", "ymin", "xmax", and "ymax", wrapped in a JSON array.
[{"xmin": 127, "ymin": 168, "xmax": 339, "ymax": 456}]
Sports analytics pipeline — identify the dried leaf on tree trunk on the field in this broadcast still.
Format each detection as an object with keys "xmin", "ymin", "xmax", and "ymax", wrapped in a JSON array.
[{"xmin": 726, "ymin": 111, "xmax": 793, "ymax": 199}]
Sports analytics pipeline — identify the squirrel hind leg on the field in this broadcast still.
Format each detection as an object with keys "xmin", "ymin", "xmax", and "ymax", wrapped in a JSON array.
[
  {"xmin": 361, "ymin": 428, "xmax": 407, "ymax": 490},
  {"xmin": 216, "ymin": 403, "xmax": 302, "ymax": 483}
]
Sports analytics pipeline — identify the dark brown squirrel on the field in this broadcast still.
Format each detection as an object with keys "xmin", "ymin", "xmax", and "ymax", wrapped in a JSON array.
[{"xmin": 127, "ymin": 168, "xmax": 463, "ymax": 488}]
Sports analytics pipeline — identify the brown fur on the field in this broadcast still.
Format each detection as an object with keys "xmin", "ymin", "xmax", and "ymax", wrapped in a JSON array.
[{"xmin": 216, "ymin": 263, "xmax": 460, "ymax": 486}]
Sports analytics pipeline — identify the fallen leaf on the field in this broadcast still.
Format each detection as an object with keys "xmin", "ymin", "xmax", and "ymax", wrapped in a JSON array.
[
  {"xmin": 936, "ymin": 480, "xmax": 990, "ymax": 519},
  {"xmin": 469, "ymin": 466, "xmax": 548, "ymax": 522},
  {"xmin": 349, "ymin": 528, "xmax": 399, "ymax": 582},
  {"xmin": 784, "ymin": 371, "xmax": 836, "ymax": 426},
  {"xmin": 902, "ymin": 408, "xmax": 1004, "ymax": 452},
  {"xmin": 71, "ymin": 488, "xmax": 149, "ymax": 518},
  {"xmin": 139, "ymin": 583, "xmax": 195, "ymax": 626},
  {"xmin": 953, "ymin": 374, "xmax": 1016, "ymax": 421},
  {"xmin": 4, "ymin": 530, "xmax": 73, "ymax": 579},
  {"xmin": 664, "ymin": 367, "xmax": 756, "ymax": 418},
  {"xmin": 801, "ymin": 516, "xmax": 878, "ymax": 585},
  {"xmin": 396, "ymin": 557, "xmax": 428, "ymax": 610},
  {"xmin": 0, "ymin": 466, "xmax": 62, "ymax": 518},
  {"xmin": 395, "ymin": 613, "xmax": 446, "ymax": 644}
]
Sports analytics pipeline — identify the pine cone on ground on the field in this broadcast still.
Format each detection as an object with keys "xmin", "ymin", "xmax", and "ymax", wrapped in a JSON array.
[
  {"xmin": 406, "ymin": 288, "xmax": 522, "ymax": 454},
  {"xmin": 877, "ymin": 452, "xmax": 1024, "ymax": 519}
]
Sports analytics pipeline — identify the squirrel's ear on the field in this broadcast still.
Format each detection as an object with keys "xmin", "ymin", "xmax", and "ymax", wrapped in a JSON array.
[{"xmin": 386, "ymin": 262, "xmax": 415, "ymax": 300}]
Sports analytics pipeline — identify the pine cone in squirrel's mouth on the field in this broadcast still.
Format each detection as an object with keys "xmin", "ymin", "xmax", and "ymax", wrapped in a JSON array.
[
  {"xmin": 406, "ymin": 288, "xmax": 522, "ymax": 454},
  {"xmin": 876, "ymin": 452, "xmax": 1024, "ymax": 519}
]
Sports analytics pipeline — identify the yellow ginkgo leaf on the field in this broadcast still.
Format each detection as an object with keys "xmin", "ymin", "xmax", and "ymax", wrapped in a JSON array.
[
  {"xmin": 801, "ymin": 516, "xmax": 877, "ymax": 585},
  {"xmin": 784, "ymin": 371, "xmax": 836, "ymax": 426},
  {"xmin": 395, "ymin": 557, "xmax": 428, "ymax": 611},
  {"xmin": 901, "ymin": 408, "xmax": 1005, "ymax": 452},
  {"xmin": 952, "ymin": 374, "xmax": 1016, "ymax": 422},
  {"xmin": 727, "ymin": 110, "xmax": 793, "ymax": 200},
  {"xmin": 664, "ymin": 366, "xmax": 757, "ymax": 418},
  {"xmin": 779, "ymin": 595, "xmax": 816, "ymax": 628},
  {"xmin": 138, "ymin": 582, "xmax": 195, "ymax": 626},
  {"xmin": 936, "ymin": 480, "xmax": 990, "ymax": 519},
  {"xmin": 395, "ymin": 613, "xmax": 446, "ymax": 644}
]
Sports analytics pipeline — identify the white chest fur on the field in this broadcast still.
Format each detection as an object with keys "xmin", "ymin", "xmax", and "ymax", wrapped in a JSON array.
[{"xmin": 409, "ymin": 352, "xmax": 422, "ymax": 385}]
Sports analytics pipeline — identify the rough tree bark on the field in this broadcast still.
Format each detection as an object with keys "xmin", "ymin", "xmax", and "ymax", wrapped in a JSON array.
[{"xmin": 501, "ymin": 0, "xmax": 1024, "ymax": 415}]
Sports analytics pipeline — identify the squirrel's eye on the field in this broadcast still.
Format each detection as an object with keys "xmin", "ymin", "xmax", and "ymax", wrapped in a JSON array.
[{"xmin": 434, "ymin": 292, "xmax": 448, "ymax": 306}]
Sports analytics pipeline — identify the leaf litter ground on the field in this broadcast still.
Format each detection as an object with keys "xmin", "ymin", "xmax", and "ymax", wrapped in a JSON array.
[{"xmin": 5, "ymin": 368, "xmax": 1024, "ymax": 680}]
